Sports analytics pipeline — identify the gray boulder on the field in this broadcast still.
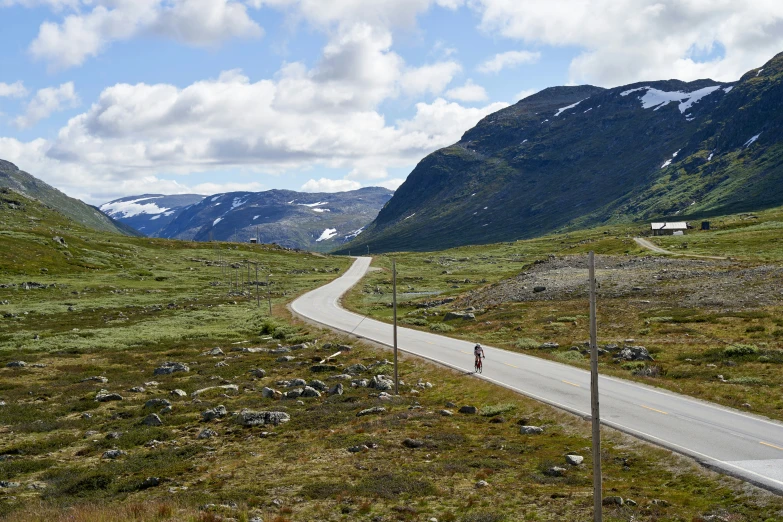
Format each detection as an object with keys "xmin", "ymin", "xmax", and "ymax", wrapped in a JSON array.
[
  {"xmin": 289, "ymin": 378, "xmax": 307, "ymax": 387},
  {"xmin": 520, "ymin": 425, "xmax": 544, "ymax": 435},
  {"xmin": 617, "ymin": 346, "xmax": 653, "ymax": 361},
  {"xmin": 95, "ymin": 390, "xmax": 124, "ymax": 402},
  {"xmin": 284, "ymin": 388, "xmax": 303, "ymax": 399},
  {"xmin": 204, "ymin": 347, "xmax": 224, "ymax": 356},
  {"xmin": 80, "ymin": 376, "xmax": 108, "ymax": 384},
  {"xmin": 402, "ymin": 438, "xmax": 424, "ymax": 448},
  {"xmin": 249, "ymin": 369, "xmax": 266, "ymax": 378},
  {"xmin": 602, "ymin": 497, "xmax": 624, "ymax": 506},
  {"xmin": 170, "ymin": 389, "xmax": 187, "ymax": 397},
  {"xmin": 440, "ymin": 409, "xmax": 454, "ymax": 416},
  {"xmin": 356, "ymin": 406, "xmax": 386, "ymax": 417},
  {"xmin": 234, "ymin": 409, "xmax": 290, "ymax": 427},
  {"xmin": 301, "ymin": 386, "xmax": 321, "ymax": 398},
  {"xmin": 277, "ymin": 355, "xmax": 295, "ymax": 362},
  {"xmin": 565, "ymin": 454, "xmax": 584, "ymax": 466},
  {"xmin": 144, "ymin": 398, "xmax": 171, "ymax": 409},
  {"xmin": 370, "ymin": 375, "xmax": 394, "ymax": 391},
  {"xmin": 198, "ymin": 428, "xmax": 218, "ymax": 439},
  {"xmin": 328, "ymin": 383, "xmax": 344, "ymax": 395},
  {"xmin": 308, "ymin": 379, "xmax": 327, "ymax": 391},
  {"xmin": 345, "ymin": 364, "xmax": 367, "ymax": 375},
  {"xmin": 153, "ymin": 362, "xmax": 190, "ymax": 375},
  {"xmin": 544, "ymin": 466, "xmax": 567, "ymax": 477},
  {"xmin": 444, "ymin": 311, "xmax": 475, "ymax": 321},
  {"xmin": 458, "ymin": 405, "xmax": 478, "ymax": 414},
  {"xmin": 261, "ymin": 387, "xmax": 282, "ymax": 399},
  {"xmin": 6, "ymin": 361, "xmax": 26, "ymax": 368},
  {"xmin": 102, "ymin": 450, "xmax": 126, "ymax": 459},
  {"xmin": 142, "ymin": 414, "xmax": 163, "ymax": 426},
  {"xmin": 202, "ymin": 405, "xmax": 228, "ymax": 421}
]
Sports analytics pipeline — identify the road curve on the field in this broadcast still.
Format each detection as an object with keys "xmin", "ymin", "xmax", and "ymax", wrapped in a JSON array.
[
  {"xmin": 634, "ymin": 237, "xmax": 726, "ymax": 260},
  {"xmin": 292, "ymin": 257, "xmax": 783, "ymax": 494}
]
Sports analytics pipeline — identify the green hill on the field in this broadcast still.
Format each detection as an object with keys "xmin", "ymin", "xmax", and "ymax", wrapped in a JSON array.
[
  {"xmin": 0, "ymin": 160, "xmax": 140, "ymax": 237},
  {"xmin": 338, "ymin": 52, "xmax": 783, "ymax": 253}
]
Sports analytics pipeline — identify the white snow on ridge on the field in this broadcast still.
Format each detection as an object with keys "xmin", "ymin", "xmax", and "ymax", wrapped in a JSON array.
[
  {"xmin": 253, "ymin": 215, "xmax": 260, "ymax": 220},
  {"xmin": 661, "ymin": 159, "xmax": 672, "ymax": 169},
  {"xmin": 404, "ymin": 213, "xmax": 416, "ymax": 220},
  {"xmin": 707, "ymin": 153, "xmax": 714, "ymax": 161},
  {"xmin": 554, "ymin": 98, "xmax": 586, "ymax": 117},
  {"xmin": 99, "ymin": 197, "xmax": 169, "ymax": 218},
  {"xmin": 150, "ymin": 215, "xmax": 161, "ymax": 221},
  {"xmin": 316, "ymin": 228, "xmax": 337, "ymax": 242},
  {"xmin": 744, "ymin": 133, "xmax": 761, "ymax": 147},
  {"xmin": 344, "ymin": 227, "xmax": 364, "ymax": 240},
  {"xmin": 163, "ymin": 210, "xmax": 175, "ymax": 217},
  {"xmin": 300, "ymin": 201, "xmax": 328, "ymax": 207},
  {"xmin": 231, "ymin": 197, "xmax": 247, "ymax": 210},
  {"xmin": 756, "ymin": 69, "xmax": 764, "ymax": 76},
  {"xmin": 723, "ymin": 86, "xmax": 734, "ymax": 93},
  {"xmin": 211, "ymin": 196, "xmax": 221, "ymax": 202},
  {"xmin": 213, "ymin": 217, "xmax": 223, "ymax": 226},
  {"xmin": 621, "ymin": 85, "xmax": 721, "ymax": 114},
  {"xmin": 312, "ymin": 208, "xmax": 330, "ymax": 213}
]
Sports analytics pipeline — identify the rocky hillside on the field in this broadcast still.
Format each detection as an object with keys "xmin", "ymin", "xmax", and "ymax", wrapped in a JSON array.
[
  {"xmin": 0, "ymin": 160, "xmax": 140, "ymax": 236},
  {"xmin": 338, "ymin": 52, "xmax": 783, "ymax": 253},
  {"xmin": 100, "ymin": 194, "xmax": 205, "ymax": 236},
  {"xmin": 157, "ymin": 187, "xmax": 393, "ymax": 252}
]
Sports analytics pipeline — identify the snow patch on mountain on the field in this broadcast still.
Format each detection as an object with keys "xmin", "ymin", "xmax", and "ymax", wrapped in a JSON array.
[
  {"xmin": 213, "ymin": 217, "xmax": 223, "ymax": 226},
  {"xmin": 621, "ymin": 85, "xmax": 721, "ymax": 114},
  {"xmin": 232, "ymin": 197, "xmax": 247, "ymax": 210},
  {"xmin": 100, "ymin": 197, "xmax": 169, "ymax": 218},
  {"xmin": 312, "ymin": 208, "xmax": 330, "ymax": 213},
  {"xmin": 554, "ymin": 98, "xmax": 586, "ymax": 117},
  {"xmin": 744, "ymin": 133, "xmax": 761, "ymax": 147},
  {"xmin": 300, "ymin": 201, "xmax": 328, "ymax": 207},
  {"xmin": 344, "ymin": 227, "xmax": 364, "ymax": 240},
  {"xmin": 316, "ymin": 228, "xmax": 337, "ymax": 242}
]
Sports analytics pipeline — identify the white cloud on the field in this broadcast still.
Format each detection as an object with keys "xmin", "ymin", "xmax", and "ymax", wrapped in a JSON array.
[
  {"xmin": 27, "ymin": 0, "xmax": 261, "ymax": 70},
  {"xmin": 477, "ymin": 50, "xmax": 541, "ymax": 74},
  {"xmin": 375, "ymin": 177, "xmax": 405, "ymax": 190},
  {"xmin": 445, "ymin": 79, "xmax": 488, "ymax": 102},
  {"xmin": 301, "ymin": 178, "xmax": 362, "ymax": 193},
  {"xmin": 0, "ymin": 81, "xmax": 28, "ymax": 98},
  {"xmin": 400, "ymin": 61, "xmax": 462, "ymax": 97},
  {"xmin": 470, "ymin": 0, "xmax": 783, "ymax": 85},
  {"xmin": 14, "ymin": 82, "xmax": 79, "ymax": 129}
]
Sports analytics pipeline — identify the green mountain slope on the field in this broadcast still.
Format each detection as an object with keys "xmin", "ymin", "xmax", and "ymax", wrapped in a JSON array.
[
  {"xmin": 0, "ymin": 160, "xmax": 139, "ymax": 236},
  {"xmin": 337, "ymin": 52, "xmax": 783, "ymax": 253}
]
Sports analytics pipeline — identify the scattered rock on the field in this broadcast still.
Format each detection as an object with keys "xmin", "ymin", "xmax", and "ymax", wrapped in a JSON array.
[
  {"xmin": 348, "ymin": 445, "xmax": 368, "ymax": 453},
  {"xmin": 370, "ymin": 375, "xmax": 394, "ymax": 391},
  {"xmin": 81, "ymin": 412, "xmax": 93, "ymax": 419},
  {"xmin": 458, "ymin": 405, "xmax": 478, "ymax": 414},
  {"xmin": 651, "ymin": 499, "xmax": 669, "ymax": 507},
  {"xmin": 129, "ymin": 386, "xmax": 146, "ymax": 393},
  {"xmin": 489, "ymin": 416, "xmax": 506, "ymax": 424},
  {"xmin": 475, "ymin": 480, "xmax": 489, "ymax": 488},
  {"xmin": 170, "ymin": 389, "xmax": 187, "ymax": 397},
  {"xmin": 277, "ymin": 355, "xmax": 295, "ymax": 362},
  {"xmin": 95, "ymin": 390, "xmax": 124, "ymax": 402},
  {"xmin": 153, "ymin": 362, "xmax": 190, "ymax": 375},
  {"xmin": 261, "ymin": 387, "xmax": 282, "ymax": 399},
  {"xmin": 198, "ymin": 428, "xmax": 218, "ymax": 439},
  {"xmin": 625, "ymin": 499, "xmax": 637, "ymax": 507},
  {"xmin": 565, "ymin": 454, "xmax": 584, "ymax": 466},
  {"xmin": 139, "ymin": 477, "xmax": 160, "ymax": 490},
  {"xmin": 440, "ymin": 409, "xmax": 453, "ymax": 416},
  {"xmin": 5, "ymin": 361, "xmax": 26, "ymax": 368},
  {"xmin": 402, "ymin": 438, "xmax": 424, "ymax": 448},
  {"xmin": 144, "ymin": 398, "xmax": 171, "ymax": 409},
  {"xmin": 352, "ymin": 379, "xmax": 369, "ymax": 388},
  {"xmin": 234, "ymin": 410, "xmax": 290, "ymax": 427},
  {"xmin": 308, "ymin": 379, "xmax": 327, "ymax": 391},
  {"xmin": 289, "ymin": 378, "xmax": 307, "ymax": 387},
  {"xmin": 520, "ymin": 425, "xmax": 544, "ymax": 435},
  {"xmin": 616, "ymin": 346, "xmax": 654, "ymax": 361},
  {"xmin": 203, "ymin": 347, "xmax": 224, "ymax": 356},
  {"xmin": 311, "ymin": 364, "xmax": 339, "ymax": 373},
  {"xmin": 328, "ymin": 383, "xmax": 344, "ymax": 395},
  {"xmin": 191, "ymin": 384, "xmax": 239, "ymax": 397},
  {"xmin": 215, "ymin": 361, "xmax": 228, "ymax": 368},
  {"xmin": 539, "ymin": 342, "xmax": 559, "ymax": 349},
  {"xmin": 202, "ymin": 405, "xmax": 228, "ymax": 421},
  {"xmin": 301, "ymin": 386, "xmax": 321, "ymax": 398},
  {"xmin": 142, "ymin": 414, "xmax": 163, "ymax": 426},
  {"xmin": 160, "ymin": 406, "xmax": 172, "ymax": 414},
  {"xmin": 444, "ymin": 311, "xmax": 475, "ymax": 321},
  {"xmin": 0, "ymin": 481, "xmax": 20, "ymax": 488},
  {"xmin": 445, "ymin": 401, "xmax": 456, "ymax": 407},
  {"xmin": 102, "ymin": 450, "xmax": 126, "ymax": 459},
  {"xmin": 544, "ymin": 466, "xmax": 567, "ymax": 477},
  {"xmin": 106, "ymin": 431, "xmax": 122, "ymax": 440},
  {"xmin": 284, "ymin": 388, "xmax": 303, "ymax": 399},
  {"xmin": 357, "ymin": 406, "xmax": 386, "ymax": 417},
  {"xmin": 345, "ymin": 364, "xmax": 368, "ymax": 375},
  {"xmin": 249, "ymin": 369, "xmax": 266, "ymax": 378},
  {"xmin": 602, "ymin": 496, "xmax": 624, "ymax": 506},
  {"xmin": 80, "ymin": 376, "xmax": 108, "ymax": 384}
]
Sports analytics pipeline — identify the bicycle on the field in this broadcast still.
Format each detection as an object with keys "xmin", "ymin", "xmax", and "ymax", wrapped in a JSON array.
[{"xmin": 474, "ymin": 355, "xmax": 483, "ymax": 373}]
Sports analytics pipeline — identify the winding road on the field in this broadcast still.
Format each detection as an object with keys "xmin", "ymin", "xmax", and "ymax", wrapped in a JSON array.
[{"xmin": 292, "ymin": 257, "xmax": 783, "ymax": 494}]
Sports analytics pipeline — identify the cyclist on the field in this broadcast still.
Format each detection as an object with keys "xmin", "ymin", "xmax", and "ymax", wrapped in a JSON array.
[{"xmin": 474, "ymin": 343, "xmax": 485, "ymax": 373}]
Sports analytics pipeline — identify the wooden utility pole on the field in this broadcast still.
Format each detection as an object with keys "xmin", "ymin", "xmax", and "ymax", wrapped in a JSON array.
[
  {"xmin": 589, "ymin": 251, "xmax": 603, "ymax": 522},
  {"xmin": 255, "ymin": 263, "xmax": 259, "ymax": 307},
  {"xmin": 266, "ymin": 273, "xmax": 272, "ymax": 315},
  {"xmin": 392, "ymin": 259, "xmax": 398, "ymax": 394}
]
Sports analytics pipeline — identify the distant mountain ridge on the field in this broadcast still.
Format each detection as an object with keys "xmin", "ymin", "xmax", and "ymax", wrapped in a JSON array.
[
  {"xmin": 109, "ymin": 187, "xmax": 393, "ymax": 251},
  {"xmin": 100, "ymin": 194, "xmax": 205, "ymax": 236},
  {"xmin": 337, "ymin": 51, "xmax": 783, "ymax": 253},
  {"xmin": 0, "ymin": 160, "xmax": 140, "ymax": 236}
]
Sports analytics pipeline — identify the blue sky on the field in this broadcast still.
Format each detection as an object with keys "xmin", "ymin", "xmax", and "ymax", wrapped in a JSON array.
[{"xmin": 1, "ymin": 0, "xmax": 781, "ymax": 204}]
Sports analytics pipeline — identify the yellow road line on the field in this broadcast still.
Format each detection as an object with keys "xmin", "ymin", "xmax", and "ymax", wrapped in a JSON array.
[
  {"xmin": 562, "ymin": 380, "xmax": 580, "ymax": 387},
  {"xmin": 503, "ymin": 362, "xmax": 519, "ymax": 369},
  {"xmin": 460, "ymin": 350, "xmax": 471, "ymax": 355},
  {"xmin": 641, "ymin": 405, "xmax": 668, "ymax": 415},
  {"xmin": 760, "ymin": 441, "xmax": 783, "ymax": 452}
]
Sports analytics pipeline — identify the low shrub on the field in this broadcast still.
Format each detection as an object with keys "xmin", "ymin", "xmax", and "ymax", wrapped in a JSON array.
[
  {"xmin": 725, "ymin": 376, "xmax": 764, "ymax": 385},
  {"xmin": 746, "ymin": 325, "xmax": 766, "ymax": 333},
  {"xmin": 402, "ymin": 317, "xmax": 428, "ymax": 326},
  {"xmin": 514, "ymin": 338, "xmax": 539, "ymax": 350},
  {"xmin": 429, "ymin": 323, "xmax": 454, "ymax": 333},
  {"xmin": 724, "ymin": 344, "xmax": 759, "ymax": 357},
  {"xmin": 479, "ymin": 403, "xmax": 516, "ymax": 417},
  {"xmin": 555, "ymin": 350, "xmax": 584, "ymax": 362}
]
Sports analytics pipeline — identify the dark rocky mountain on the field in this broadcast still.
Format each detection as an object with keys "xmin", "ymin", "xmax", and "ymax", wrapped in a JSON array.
[
  {"xmin": 100, "ymin": 194, "xmax": 205, "ymax": 236},
  {"xmin": 156, "ymin": 187, "xmax": 393, "ymax": 252},
  {"xmin": 337, "ymin": 52, "xmax": 783, "ymax": 253},
  {"xmin": 0, "ymin": 160, "xmax": 140, "ymax": 236}
]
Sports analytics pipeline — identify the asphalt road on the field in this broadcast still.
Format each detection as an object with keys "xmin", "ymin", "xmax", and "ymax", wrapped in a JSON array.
[{"xmin": 291, "ymin": 257, "xmax": 783, "ymax": 493}]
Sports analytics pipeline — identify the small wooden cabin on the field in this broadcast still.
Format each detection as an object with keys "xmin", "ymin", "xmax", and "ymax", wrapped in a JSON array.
[{"xmin": 650, "ymin": 222, "xmax": 688, "ymax": 236}]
